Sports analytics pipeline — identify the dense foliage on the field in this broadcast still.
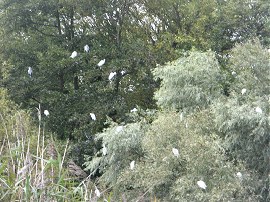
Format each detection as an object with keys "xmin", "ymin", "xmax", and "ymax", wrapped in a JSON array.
[
  {"xmin": 0, "ymin": 88, "xmax": 105, "ymax": 201},
  {"xmin": 0, "ymin": 0, "xmax": 269, "ymax": 201},
  {"xmin": 85, "ymin": 44, "xmax": 269, "ymax": 201}
]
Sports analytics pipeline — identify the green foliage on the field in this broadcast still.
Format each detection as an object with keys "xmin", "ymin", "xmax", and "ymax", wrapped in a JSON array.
[
  {"xmin": 145, "ymin": 0, "xmax": 270, "ymax": 52},
  {"xmin": 212, "ymin": 40, "xmax": 270, "ymax": 200},
  {"xmin": 229, "ymin": 39, "xmax": 270, "ymax": 95},
  {"xmin": 153, "ymin": 51, "xmax": 223, "ymax": 111},
  {"xmin": 143, "ymin": 112, "xmax": 259, "ymax": 201},
  {"xmin": 0, "ymin": 0, "xmax": 159, "ymax": 143},
  {"xmin": 0, "ymin": 90, "xmax": 107, "ymax": 201},
  {"xmin": 0, "ymin": 0, "xmax": 270, "ymax": 201},
  {"xmin": 84, "ymin": 39, "xmax": 269, "ymax": 200},
  {"xmin": 84, "ymin": 119, "xmax": 148, "ymax": 184},
  {"xmin": 85, "ymin": 110, "xmax": 260, "ymax": 201}
]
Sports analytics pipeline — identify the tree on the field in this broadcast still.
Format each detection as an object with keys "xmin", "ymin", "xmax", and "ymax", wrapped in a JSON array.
[
  {"xmin": 144, "ymin": 0, "xmax": 270, "ymax": 53},
  {"xmin": 84, "ymin": 49, "xmax": 262, "ymax": 200},
  {"xmin": 0, "ymin": 0, "xmax": 159, "ymax": 141},
  {"xmin": 213, "ymin": 40, "xmax": 270, "ymax": 200},
  {"xmin": 153, "ymin": 51, "xmax": 223, "ymax": 112}
]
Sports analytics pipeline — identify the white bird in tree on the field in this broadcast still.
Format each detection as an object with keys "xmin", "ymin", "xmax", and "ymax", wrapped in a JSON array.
[
  {"xmin": 236, "ymin": 172, "xmax": 242, "ymax": 178},
  {"xmin": 241, "ymin": 88, "xmax": 247, "ymax": 95},
  {"xmin": 255, "ymin": 107, "xmax": 262, "ymax": 114},
  {"xmin": 130, "ymin": 108, "xmax": 138, "ymax": 113},
  {"xmin": 84, "ymin": 44, "xmax": 90, "ymax": 53},
  {"xmin": 44, "ymin": 110, "xmax": 49, "ymax": 116},
  {"xmin": 116, "ymin": 126, "xmax": 123, "ymax": 132},
  {"xmin": 130, "ymin": 160, "xmax": 135, "ymax": 170},
  {"xmin": 197, "ymin": 180, "xmax": 207, "ymax": 189},
  {"xmin": 95, "ymin": 187, "xmax": 101, "ymax": 197},
  {"xmin": 28, "ymin": 67, "xmax": 33, "ymax": 77},
  {"xmin": 180, "ymin": 112, "xmax": 183, "ymax": 121},
  {"xmin": 172, "ymin": 148, "xmax": 179, "ymax": 157},
  {"xmin": 231, "ymin": 71, "xmax": 237, "ymax": 76},
  {"xmin": 70, "ymin": 51, "xmax": 78, "ymax": 58},
  {"xmin": 108, "ymin": 72, "xmax": 117, "ymax": 80},
  {"xmin": 90, "ymin": 113, "xmax": 96, "ymax": 120},
  {"xmin": 102, "ymin": 144, "xmax": 107, "ymax": 156},
  {"xmin": 97, "ymin": 59, "xmax": 105, "ymax": 67},
  {"xmin": 121, "ymin": 70, "xmax": 126, "ymax": 75}
]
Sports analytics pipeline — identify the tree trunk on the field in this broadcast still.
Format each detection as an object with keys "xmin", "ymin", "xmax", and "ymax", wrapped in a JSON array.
[{"xmin": 74, "ymin": 75, "xmax": 79, "ymax": 90}]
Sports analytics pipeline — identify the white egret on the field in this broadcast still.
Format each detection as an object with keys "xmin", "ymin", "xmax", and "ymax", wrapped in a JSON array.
[
  {"xmin": 121, "ymin": 70, "xmax": 126, "ymax": 75},
  {"xmin": 172, "ymin": 148, "xmax": 179, "ymax": 157},
  {"xmin": 231, "ymin": 71, "xmax": 237, "ymax": 76},
  {"xmin": 90, "ymin": 113, "xmax": 96, "ymax": 120},
  {"xmin": 70, "ymin": 51, "xmax": 78, "ymax": 58},
  {"xmin": 130, "ymin": 108, "xmax": 138, "ymax": 113},
  {"xmin": 241, "ymin": 88, "xmax": 247, "ymax": 95},
  {"xmin": 236, "ymin": 172, "xmax": 242, "ymax": 178},
  {"xmin": 44, "ymin": 110, "xmax": 49, "ymax": 116},
  {"xmin": 116, "ymin": 126, "xmax": 123, "ymax": 132},
  {"xmin": 197, "ymin": 180, "xmax": 207, "ymax": 189},
  {"xmin": 97, "ymin": 59, "xmax": 105, "ymax": 67},
  {"xmin": 180, "ymin": 112, "xmax": 183, "ymax": 121},
  {"xmin": 102, "ymin": 144, "xmax": 107, "ymax": 156},
  {"xmin": 130, "ymin": 160, "xmax": 135, "ymax": 170},
  {"xmin": 95, "ymin": 188, "xmax": 101, "ymax": 197},
  {"xmin": 28, "ymin": 67, "xmax": 33, "ymax": 77},
  {"xmin": 255, "ymin": 107, "xmax": 262, "ymax": 114},
  {"xmin": 84, "ymin": 44, "xmax": 90, "ymax": 53},
  {"xmin": 108, "ymin": 72, "xmax": 117, "ymax": 80}
]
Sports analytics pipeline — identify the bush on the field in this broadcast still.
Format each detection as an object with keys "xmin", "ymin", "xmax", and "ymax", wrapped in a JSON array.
[{"xmin": 0, "ymin": 88, "xmax": 100, "ymax": 201}]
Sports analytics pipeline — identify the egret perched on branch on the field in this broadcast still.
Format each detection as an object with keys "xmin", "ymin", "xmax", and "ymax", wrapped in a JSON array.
[
  {"xmin": 70, "ymin": 51, "xmax": 78, "ymax": 58},
  {"xmin": 108, "ymin": 72, "xmax": 116, "ymax": 81},
  {"xmin": 180, "ymin": 112, "xmax": 183, "ymax": 121},
  {"xmin": 236, "ymin": 172, "xmax": 242, "ymax": 178},
  {"xmin": 130, "ymin": 160, "xmax": 135, "ymax": 170},
  {"xmin": 28, "ymin": 67, "xmax": 33, "ymax": 77},
  {"xmin": 97, "ymin": 59, "xmax": 105, "ymax": 67},
  {"xmin": 241, "ymin": 88, "xmax": 247, "ymax": 95},
  {"xmin": 84, "ymin": 44, "xmax": 90, "ymax": 53},
  {"xmin": 95, "ymin": 187, "xmax": 101, "ymax": 197},
  {"xmin": 116, "ymin": 126, "xmax": 123, "ymax": 132},
  {"xmin": 102, "ymin": 144, "xmax": 107, "ymax": 156},
  {"xmin": 197, "ymin": 180, "xmax": 207, "ymax": 189},
  {"xmin": 121, "ymin": 70, "xmax": 126, "ymax": 75},
  {"xmin": 255, "ymin": 107, "xmax": 262, "ymax": 114},
  {"xmin": 44, "ymin": 110, "xmax": 49, "ymax": 116},
  {"xmin": 90, "ymin": 113, "xmax": 96, "ymax": 120},
  {"xmin": 172, "ymin": 148, "xmax": 179, "ymax": 157},
  {"xmin": 130, "ymin": 108, "xmax": 138, "ymax": 113}
]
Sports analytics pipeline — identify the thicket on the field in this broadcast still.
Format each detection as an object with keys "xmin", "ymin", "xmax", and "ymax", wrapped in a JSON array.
[{"xmin": 0, "ymin": 0, "xmax": 269, "ymax": 201}]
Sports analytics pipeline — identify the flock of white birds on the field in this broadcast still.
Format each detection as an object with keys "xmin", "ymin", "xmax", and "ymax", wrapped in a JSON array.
[
  {"xmin": 94, "ymin": 142, "xmax": 243, "ymax": 197},
  {"xmin": 28, "ymin": 44, "xmax": 138, "ymax": 120},
  {"xmin": 26, "ymin": 45, "xmax": 263, "ymax": 199},
  {"xmin": 28, "ymin": 44, "xmax": 107, "ymax": 78}
]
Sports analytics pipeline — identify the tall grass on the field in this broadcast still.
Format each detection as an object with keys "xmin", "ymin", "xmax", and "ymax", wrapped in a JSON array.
[{"xmin": 0, "ymin": 108, "xmax": 106, "ymax": 201}]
